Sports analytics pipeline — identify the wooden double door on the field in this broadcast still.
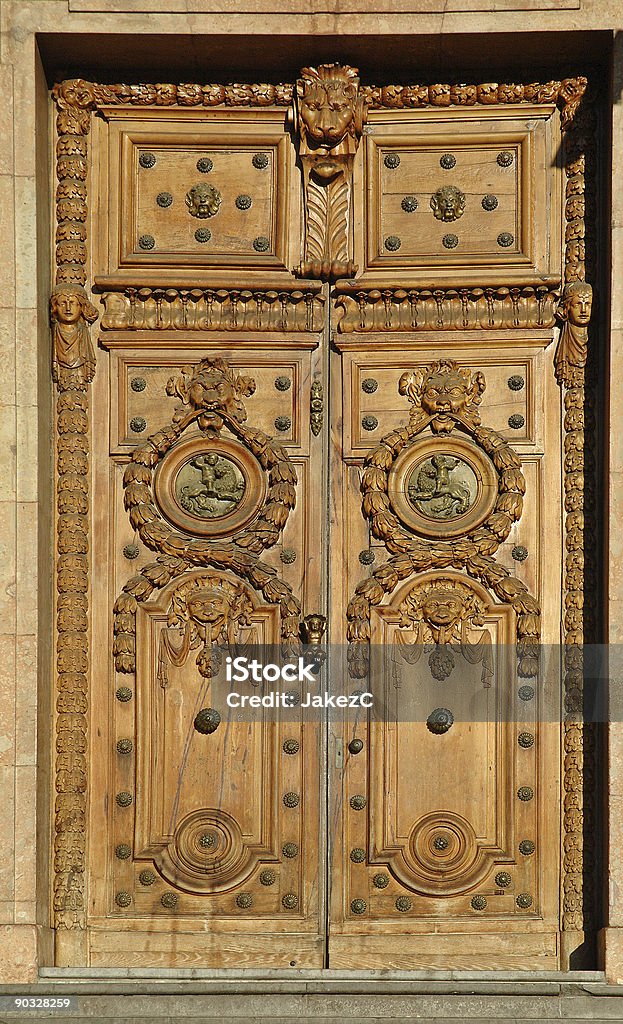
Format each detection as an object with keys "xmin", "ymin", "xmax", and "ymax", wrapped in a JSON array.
[{"xmin": 51, "ymin": 66, "xmax": 597, "ymax": 969}]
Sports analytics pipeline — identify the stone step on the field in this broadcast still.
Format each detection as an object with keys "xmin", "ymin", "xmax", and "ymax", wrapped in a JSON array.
[{"xmin": 0, "ymin": 973, "xmax": 622, "ymax": 1021}]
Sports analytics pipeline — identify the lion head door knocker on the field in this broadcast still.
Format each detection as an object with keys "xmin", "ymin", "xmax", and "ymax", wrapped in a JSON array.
[
  {"xmin": 430, "ymin": 185, "xmax": 466, "ymax": 223},
  {"xmin": 350, "ymin": 358, "xmax": 541, "ymax": 682},
  {"xmin": 554, "ymin": 280, "xmax": 593, "ymax": 385},
  {"xmin": 157, "ymin": 575, "xmax": 256, "ymax": 686},
  {"xmin": 185, "ymin": 182, "xmax": 222, "ymax": 219},
  {"xmin": 290, "ymin": 63, "xmax": 367, "ymax": 280},
  {"xmin": 394, "ymin": 577, "xmax": 493, "ymax": 687}
]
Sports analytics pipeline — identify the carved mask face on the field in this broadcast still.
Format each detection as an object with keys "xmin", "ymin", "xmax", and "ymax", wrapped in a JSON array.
[
  {"xmin": 564, "ymin": 286, "xmax": 592, "ymax": 326},
  {"xmin": 421, "ymin": 591, "xmax": 464, "ymax": 629},
  {"xmin": 54, "ymin": 291, "xmax": 83, "ymax": 325},
  {"xmin": 185, "ymin": 183, "xmax": 222, "ymax": 219},
  {"xmin": 421, "ymin": 370, "xmax": 468, "ymax": 430},
  {"xmin": 300, "ymin": 77, "xmax": 356, "ymax": 149},
  {"xmin": 186, "ymin": 589, "xmax": 230, "ymax": 627}
]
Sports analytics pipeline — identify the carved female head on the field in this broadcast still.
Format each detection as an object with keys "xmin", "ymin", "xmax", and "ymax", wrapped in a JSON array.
[
  {"xmin": 50, "ymin": 284, "xmax": 98, "ymax": 326},
  {"xmin": 559, "ymin": 281, "xmax": 593, "ymax": 327}
]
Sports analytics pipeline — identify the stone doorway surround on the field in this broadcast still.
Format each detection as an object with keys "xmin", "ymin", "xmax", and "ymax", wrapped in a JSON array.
[{"xmin": 2, "ymin": 0, "xmax": 623, "ymax": 995}]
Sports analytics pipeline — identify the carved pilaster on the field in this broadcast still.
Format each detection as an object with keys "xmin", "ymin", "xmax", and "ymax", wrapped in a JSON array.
[
  {"xmin": 51, "ymin": 83, "xmax": 98, "ymax": 946},
  {"xmin": 557, "ymin": 84, "xmax": 598, "ymax": 940},
  {"xmin": 291, "ymin": 64, "xmax": 367, "ymax": 281}
]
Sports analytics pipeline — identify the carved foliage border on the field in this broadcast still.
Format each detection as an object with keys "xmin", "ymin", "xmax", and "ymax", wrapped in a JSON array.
[
  {"xmin": 559, "ymin": 89, "xmax": 598, "ymax": 935},
  {"xmin": 52, "ymin": 87, "xmax": 93, "ymax": 930}
]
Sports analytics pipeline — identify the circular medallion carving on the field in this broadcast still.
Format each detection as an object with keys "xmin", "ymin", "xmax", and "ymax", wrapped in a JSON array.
[
  {"xmin": 154, "ymin": 435, "xmax": 266, "ymax": 539},
  {"xmin": 519, "ymin": 839, "xmax": 535, "ymax": 856},
  {"xmin": 359, "ymin": 549, "xmax": 375, "ymax": 565},
  {"xmin": 442, "ymin": 233, "xmax": 459, "ymax": 249},
  {"xmin": 516, "ymin": 892, "xmax": 533, "ymax": 908},
  {"xmin": 471, "ymin": 895, "xmax": 487, "ymax": 910},
  {"xmin": 236, "ymin": 892, "xmax": 253, "ymax": 909},
  {"xmin": 350, "ymin": 795, "xmax": 366, "ymax": 810},
  {"xmin": 348, "ymin": 738, "xmax": 364, "ymax": 754},
  {"xmin": 395, "ymin": 896, "xmax": 412, "ymax": 912},
  {"xmin": 495, "ymin": 871, "xmax": 512, "ymax": 887},
  {"xmin": 275, "ymin": 376, "xmax": 291, "ymax": 391},
  {"xmin": 512, "ymin": 544, "xmax": 528, "ymax": 561},
  {"xmin": 482, "ymin": 194, "xmax": 498, "ymax": 211},
  {"xmin": 252, "ymin": 153, "xmax": 269, "ymax": 169},
  {"xmin": 197, "ymin": 157, "xmax": 213, "ymax": 173},
  {"xmin": 283, "ymin": 738, "xmax": 300, "ymax": 755},
  {"xmin": 280, "ymin": 548, "xmax": 297, "ymax": 564},
  {"xmin": 195, "ymin": 228, "xmax": 211, "ymax": 243},
  {"xmin": 282, "ymin": 842, "xmax": 298, "ymax": 858},
  {"xmin": 282, "ymin": 893, "xmax": 299, "ymax": 909},
  {"xmin": 139, "ymin": 152, "xmax": 156, "ymax": 168},
  {"xmin": 440, "ymin": 153, "xmax": 456, "ymax": 169},
  {"xmin": 498, "ymin": 231, "xmax": 514, "ymax": 247},
  {"xmin": 508, "ymin": 374, "xmax": 525, "ymax": 391},
  {"xmin": 384, "ymin": 235, "xmax": 401, "ymax": 251},
  {"xmin": 373, "ymin": 873, "xmax": 389, "ymax": 889},
  {"xmin": 517, "ymin": 786, "xmax": 534, "ymax": 801},
  {"xmin": 260, "ymin": 869, "xmax": 276, "ymax": 886},
  {"xmin": 116, "ymin": 790, "xmax": 133, "ymax": 807},
  {"xmin": 138, "ymin": 235, "xmax": 155, "ymax": 250},
  {"xmin": 156, "ymin": 192, "xmax": 173, "ymax": 208},
  {"xmin": 384, "ymin": 153, "xmax": 400, "ymax": 169},
  {"xmin": 388, "ymin": 435, "xmax": 498, "ymax": 540},
  {"xmin": 115, "ymin": 843, "xmax": 131, "ymax": 859},
  {"xmin": 351, "ymin": 898, "xmax": 367, "ymax": 914},
  {"xmin": 283, "ymin": 792, "xmax": 299, "ymax": 808},
  {"xmin": 161, "ymin": 891, "xmax": 178, "ymax": 909},
  {"xmin": 236, "ymin": 194, "xmax": 252, "ymax": 210},
  {"xmin": 131, "ymin": 377, "xmax": 147, "ymax": 392},
  {"xmin": 508, "ymin": 413, "xmax": 525, "ymax": 429},
  {"xmin": 350, "ymin": 848, "xmax": 366, "ymax": 863},
  {"xmin": 123, "ymin": 543, "xmax": 139, "ymax": 560},
  {"xmin": 115, "ymin": 686, "xmax": 132, "ymax": 702},
  {"xmin": 139, "ymin": 869, "xmax": 156, "ymax": 886},
  {"xmin": 253, "ymin": 236, "xmax": 270, "ymax": 252},
  {"xmin": 116, "ymin": 738, "xmax": 133, "ymax": 754},
  {"xmin": 361, "ymin": 378, "xmax": 378, "ymax": 393},
  {"xmin": 116, "ymin": 891, "xmax": 132, "ymax": 907},
  {"xmin": 497, "ymin": 150, "xmax": 514, "ymax": 167}
]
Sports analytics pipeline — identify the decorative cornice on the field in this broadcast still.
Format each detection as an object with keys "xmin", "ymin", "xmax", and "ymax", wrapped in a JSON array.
[
  {"xmin": 53, "ymin": 76, "xmax": 588, "ymax": 128},
  {"xmin": 335, "ymin": 285, "xmax": 557, "ymax": 333},
  {"xmin": 99, "ymin": 287, "xmax": 325, "ymax": 333}
]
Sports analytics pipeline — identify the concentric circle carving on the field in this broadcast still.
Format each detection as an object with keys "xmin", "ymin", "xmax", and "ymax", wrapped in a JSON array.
[
  {"xmin": 157, "ymin": 808, "xmax": 247, "ymax": 893},
  {"xmin": 407, "ymin": 812, "xmax": 489, "ymax": 894},
  {"xmin": 154, "ymin": 435, "xmax": 266, "ymax": 539},
  {"xmin": 388, "ymin": 434, "xmax": 498, "ymax": 540}
]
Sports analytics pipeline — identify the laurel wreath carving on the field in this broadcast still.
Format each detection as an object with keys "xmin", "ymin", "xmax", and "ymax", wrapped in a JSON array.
[
  {"xmin": 114, "ymin": 359, "xmax": 301, "ymax": 669},
  {"xmin": 347, "ymin": 361, "xmax": 540, "ymax": 679}
]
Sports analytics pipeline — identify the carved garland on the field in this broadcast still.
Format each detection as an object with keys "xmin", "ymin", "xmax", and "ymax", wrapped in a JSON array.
[
  {"xmin": 347, "ymin": 360, "xmax": 540, "ymax": 681},
  {"xmin": 53, "ymin": 76, "xmax": 586, "ymax": 121}
]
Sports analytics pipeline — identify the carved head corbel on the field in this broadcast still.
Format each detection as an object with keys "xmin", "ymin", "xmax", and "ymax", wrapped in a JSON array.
[
  {"xmin": 50, "ymin": 284, "xmax": 99, "ymax": 389},
  {"xmin": 293, "ymin": 63, "xmax": 367, "ymax": 183},
  {"xmin": 554, "ymin": 280, "xmax": 593, "ymax": 385}
]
